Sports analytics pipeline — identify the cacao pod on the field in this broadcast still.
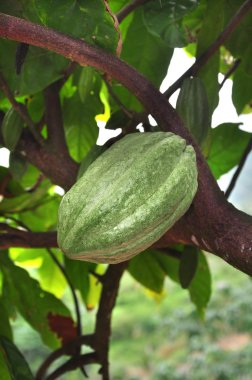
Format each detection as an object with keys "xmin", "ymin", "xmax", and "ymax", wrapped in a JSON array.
[
  {"xmin": 176, "ymin": 77, "xmax": 210, "ymax": 145},
  {"xmin": 57, "ymin": 132, "xmax": 198, "ymax": 264}
]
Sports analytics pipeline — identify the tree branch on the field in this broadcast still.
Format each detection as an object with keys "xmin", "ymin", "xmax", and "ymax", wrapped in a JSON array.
[
  {"xmin": 0, "ymin": 228, "xmax": 57, "ymax": 249},
  {"xmin": 219, "ymin": 58, "xmax": 241, "ymax": 89},
  {"xmin": 45, "ymin": 352, "xmax": 98, "ymax": 380},
  {"xmin": 44, "ymin": 81, "xmax": 69, "ymax": 155},
  {"xmin": 0, "ymin": 13, "xmax": 252, "ymax": 276},
  {"xmin": 164, "ymin": 0, "xmax": 252, "ymax": 98},
  {"xmin": 36, "ymin": 334, "xmax": 95, "ymax": 380},
  {"xmin": 94, "ymin": 263, "xmax": 128, "ymax": 379},
  {"xmin": 17, "ymin": 130, "xmax": 78, "ymax": 190}
]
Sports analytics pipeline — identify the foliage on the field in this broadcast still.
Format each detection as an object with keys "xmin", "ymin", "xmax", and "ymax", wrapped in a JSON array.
[{"xmin": 0, "ymin": 0, "xmax": 251, "ymax": 378}]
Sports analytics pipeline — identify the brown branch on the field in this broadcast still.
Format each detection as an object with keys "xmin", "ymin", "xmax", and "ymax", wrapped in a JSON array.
[
  {"xmin": 17, "ymin": 130, "xmax": 78, "ymax": 190},
  {"xmin": 225, "ymin": 135, "xmax": 252, "ymax": 199},
  {"xmin": 0, "ymin": 72, "xmax": 44, "ymax": 144},
  {"xmin": 44, "ymin": 81, "xmax": 69, "ymax": 154},
  {"xmin": 36, "ymin": 334, "xmax": 94, "ymax": 380},
  {"xmin": 164, "ymin": 0, "xmax": 252, "ymax": 98},
  {"xmin": 94, "ymin": 263, "xmax": 128, "ymax": 379},
  {"xmin": 0, "ymin": 13, "xmax": 252, "ymax": 277},
  {"xmin": 116, "ymin": 0, "xmax": 150, "ymax": 23},
  {"xmin": 0, "ymin": 229, "xmax": 57, "ymax": 249},
  {"xmin": 219, "ymin": 58, "xmax": 241, "ymax": 89},
  {"xmin": 45, "ymin": 352, "xmax": 98, "ymax": 380}
]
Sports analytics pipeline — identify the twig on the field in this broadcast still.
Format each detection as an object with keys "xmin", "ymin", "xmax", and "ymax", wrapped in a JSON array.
[
  {"xmin": 45, "ymin": 352, "xmax": 98, "ymax": 380},
  {"xmin": 104, "ymin": 0, "xmax": 122, "ymax": 57},
  {"xmin": 164, "ymin": 0, "xmax": 252, "ymax": 98},
  {"xmin": 94, "ymin": 262, "xmax": 128, "ymax": 379},
  {"xmin": 104, "ymin": 76, "xmax": 133, "ymax": 119},
  {"xmin": 46, "ymin": 249, "xmax": 82, "ymax": 338},
  {"xmin": 116, "ymin": 0, "xmax": 151, "ymax": 23},
  {"xmin": 219, "ymin": 58, "xmax": 241, "ymax": 89},
  {"xmin": 35, "ymin": 335, "xmax": 94, "ymax": 380},
  {"xmin": 0, "ymin": 72, "xmax": 44, "ymax": 144},
  {"xmin": 225, "ymin": 135, "xmax": 252, "ymax": 199}
]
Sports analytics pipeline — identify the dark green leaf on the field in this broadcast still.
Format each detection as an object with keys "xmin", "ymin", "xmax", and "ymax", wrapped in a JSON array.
[
  {"xmin": 179, "ymin": 246, "xmax": 199, "ymax": 289},
  {"xmin": 176, "ymin": 77, "xmax": 210, "ymax": 144},
  {"xmin": 0, "ymin": 167, "xmax": 24, "ymax": 197},
  {"xmin": 207, "ymin": 123, "xmax": 251, "ymax": 179},
  {"xmin": 9, "ymin": 152, "xmax": 28, "ymax": 181},
  {"xmin": 78, "ymin": 67, "xmax": 97, "ymax": 103},
  {"xmin": 224, "ymin": 0, "xmax": 252, "ymax": 77},
  {"xmin": 0, "ymin": 254, "xmax": 72, "ymax": 349},
  {"xmin": 63, "ymin": 79, "xmax": 102, "ymax": 162},
  {"xmin": 0, "ymin": 179, "xmax": 51, "ymax": 214},
  {"xmin": 64, "ymin": 257, "xmax": 96, "ymax": 307},
  {"xmin": 19, "ymin": 195, "xmax": 60, "ymax": 231},
  {"xmin": 0, "ymin": 336, "xmax": 34, "ymax": 380},
  {"xmin": 232, "ymin": 66, "xmax": 252, "ymax": 115},
  {"xmin": 2, "ymin": 108, "xmax": 23, "ymax": 151},
  {"xmin": 112, "ymin": 10, "xmax": 173, "ymax": 111},
  {"xmin": 196, "ymin": 0, "xmax": 224, "ymax": 113},
  {"xmin": 128, "ymin": 251, "xmax": 165, "ymax": 294},
  {"xmin": 143, "ymin": 0, "xmax": 200, "ymax": 47},
  {"xmin": 188, "ymin": 251, "xmax": 211, "ymax": 316},
  {"xmin": 0, "ymin": 297, "xmax": 13, "ymax": 341}
]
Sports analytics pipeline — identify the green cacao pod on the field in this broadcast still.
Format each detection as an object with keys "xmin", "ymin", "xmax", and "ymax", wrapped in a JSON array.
[
  {"xmin": 176, "ymin": 77, "xmax": 210, "ymax": 145},
  {"xmin": 57, "ymin": 132, "xmax": 198, "ymax": 264}
]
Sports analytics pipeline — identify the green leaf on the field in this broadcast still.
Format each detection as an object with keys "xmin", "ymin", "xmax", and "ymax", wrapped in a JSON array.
[
  {"xmin": 19, "ymin": 195, "xmax": 60, "ymax": 231},
  {"xmin": 9, "ymin": 152, "xmax": 28, "ymax": 181},
  {"xmin": 0, "ymin": 297, "xmax": 13, "ymax": 341},
  {"xmin": 0, "ymin": 167, "xmax": 24, "ymax": 197},
  {"xmin": 179, "ymin": 246, "xmax": 199, "ymax": 289},
  {"xmin": 2, "ymin": 108, "xmax": 23, "ymax": 151},
  {"xmin": 64, "ymin": 257, "xmax": 96, "ymax": 307},
  {"xmin": 224, "ymin": 0, "xmax": 252, "ymax": 77},
  {"xmin": 207, "ymin": 123, "xmax": 251, "ymax": 179},
  {"xmin": 143, "ymin": 0, "xmax": 200, "ymax": 47},
  {"xmin": 11, "ymin": 248, "xmax": 67, "ymax": 298},
  {"xmin": 188, "ymin": 251, "xmax": 211, "ymax": 316},
  {"xmin": 112, "ymin": 9, "xmax": 173, "ymax": 111},
  {"xmin": 78, "ymin": 67, "xmax": 97, "ymax": 103},
  {"xmin": 63, "ymin": 78, "xmax": 102, "ymax": 162},
  {"xmin": 0, "ymin": 179, "xmax": 51, "ymax": 214},
  {"xmin": 232, "ymin": 66, "xmax": 252, "ymax": 115},
  {"xmin": 0, "ymin": 255, "xmax": 72, "ymax": 349},
  {"xmin": 128, "ymin": 251, "xmax": 165, "ymax": 294},
  {"xmin": 0, "ymin": 0, "xmax": 117, "ymax": 97},
  {"xmin": 176, "ymin": 77, "xmax": 210, "ymax": 144},
  {"xmin": 196, "ymin": 0, "xmax": 224, "ymax": 113},
  {"xmin": 0, "ymin": 336, "xmax": 34, "ymax": 380}
]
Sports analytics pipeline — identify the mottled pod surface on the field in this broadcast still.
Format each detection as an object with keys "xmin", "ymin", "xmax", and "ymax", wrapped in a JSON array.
[{"xmin": 57, "ymin": 132, "xmax": 198, "ymax": 264}]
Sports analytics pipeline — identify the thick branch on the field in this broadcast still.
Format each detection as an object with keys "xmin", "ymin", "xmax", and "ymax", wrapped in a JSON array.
[
  {"xmin": 0, "ymin": 14, "xmax": 252, "ymax": 275},
  {"xmin": 164, "ymin": 0, "xmax": 252, "ymax": 98},
  {"xmin": 0, "ymin": 228, "xmax": 57, "ymax": 249},
  {"xmin": 44, "ymin": 82, "xmax": 69, "ymax": 154},
  {"xmin": 94, "ymin": 263, "xmax": 127, "ymax": 379},
  {"xmin": 17, "ymin": 130, "xmax": 78, "ymax": 190}
]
